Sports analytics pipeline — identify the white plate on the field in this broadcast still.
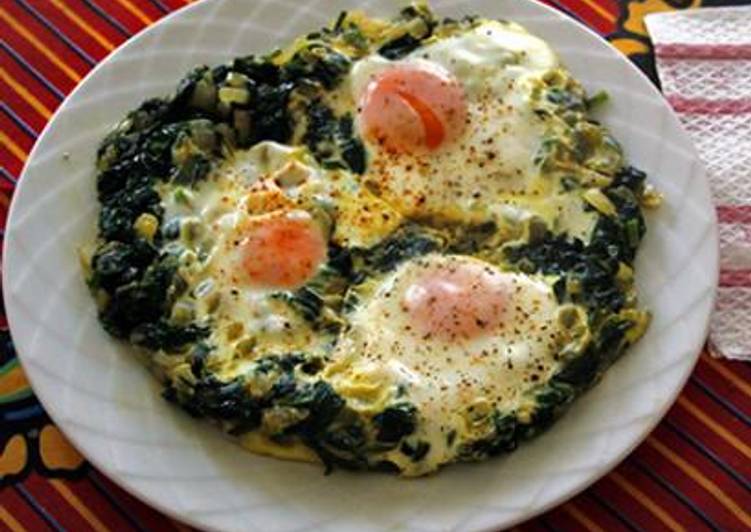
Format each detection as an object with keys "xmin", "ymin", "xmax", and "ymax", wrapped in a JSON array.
[{"xmin": 3, "ymin": 0, "xmax": 718, "ymax": 530}]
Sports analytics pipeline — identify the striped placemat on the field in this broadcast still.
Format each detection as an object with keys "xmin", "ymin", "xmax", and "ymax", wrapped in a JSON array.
[{"xmin": 1, "ymin": 1, "xmax": 749, "ymax": 530}]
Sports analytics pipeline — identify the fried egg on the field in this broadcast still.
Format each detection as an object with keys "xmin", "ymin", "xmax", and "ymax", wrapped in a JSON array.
[
  {"xmin": 162, "ymin": 142, "xmax": 401, "ymax": 368},
  {"xmin": 326, "ymin": 254, "xmax": 580, "ymax": 474},
  {"xmin": 343, "ymin": 21, "xmax": 576, "ymax": 227}
]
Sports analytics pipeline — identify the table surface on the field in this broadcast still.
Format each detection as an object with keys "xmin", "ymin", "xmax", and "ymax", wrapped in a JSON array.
[{"xmin": 1, "ymin": 1, "xmax": 750, "ymax": 531}]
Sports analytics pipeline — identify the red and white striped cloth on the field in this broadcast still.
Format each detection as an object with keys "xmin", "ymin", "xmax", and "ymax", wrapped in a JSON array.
[{"xmin": 646, "ymin": 7, "xmax": 751, "ymax": 361}]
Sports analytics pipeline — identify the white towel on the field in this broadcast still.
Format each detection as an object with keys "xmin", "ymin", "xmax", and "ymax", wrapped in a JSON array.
[{"xmin": 646, "ymin": 7, "xmax": 751, "ymax": 360}]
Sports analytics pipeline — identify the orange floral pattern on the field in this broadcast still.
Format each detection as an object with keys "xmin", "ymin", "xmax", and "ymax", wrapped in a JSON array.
[
  {"xmin": 0, "ymin": 331, "xmax": 86, "ymax": 486},
  {"xmin": 607, "ymin": 0, "xmax": 706, "ymax": 82}
]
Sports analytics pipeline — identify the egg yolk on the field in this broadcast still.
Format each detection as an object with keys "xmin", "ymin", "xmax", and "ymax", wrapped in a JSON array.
[
  {"xmin": 240, "ymin": 210, "xmax": 326, "ymax": 289},
  {"xmin": 359, "ymin": 64, "xmax": 467, "ymax": 153},
  {"xmin": 402, "ymin": 262, "xmax": 508, "ymax": 341}
]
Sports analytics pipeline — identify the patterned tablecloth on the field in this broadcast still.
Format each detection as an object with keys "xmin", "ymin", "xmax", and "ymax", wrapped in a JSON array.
[{"xmin": 1, "ymin": 1, "xmax": 750, "ymax": 530}]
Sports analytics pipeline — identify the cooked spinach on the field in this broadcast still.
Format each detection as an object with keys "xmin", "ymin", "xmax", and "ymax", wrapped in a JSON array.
[
  {"xmin": 171, "ymin": 352, "xmax": 383, "ymax": 471},
  {"xmin": 272, "ymin": 245, "xmax": 356, "ymax": 330},
  {"xmin": 373, "ymin": 403, "xmax": 418, "ymax": 443},
  {"xmin": 97, "ymin": 253, "xmax": 181, "ymax": 338},
  {"xmin": 98, "ymin": 187, "xmax": 162, "ymax": 242},
  {"xmin": 552, "ymin": 316, "xmax": 633, "ymax": 388},
  {"xmin": 280, "ymin": 381, "xmax": 345, "ymax": 429},
  {"xmin": 400, "ymin": 440, "xmax": 430, "ymax": 461},
  {"xmin": 585, "ymin": 90, "xmax": 609, "ymax": 110},
  {"xmin": 276, "ymin": 286, "xmax": 324, "ymax": 323},
  {"xmin": 612, "ymin": 165, "xmax": 647, "ymax": 194},
  {"xmin": 358, "ymin": 225, "xmax": 445, "ymax": 273},
  {"xmin": 91, "ymin": 240, "xmax": 156, "ymax": 291},
  {"xmin": 523, "ymin": 381, "xmax": 576, "ymax": 431},
  {"xmin": 181, "ymin": 375, "xmax": 263, "ymax": 433},
  {"xmin": 505, "ymin": 174, "xmax": 646, "ymax": 316},
  {"xmin": 448, "ymin": 220, "xmax": 498, "ymax": 254},
  {"xmin": 378, "ymin": 34, "xmax": 423, "ymax": 60},
  {"xmin": 130, "ymin": 320, "xmax": 208, "ymax": 351},
  {"xmin": 458, "ymin": 413, "xmax": 518, "ymax": 460},
  {"xmin": 188, "ymin": 341, "xmax": 212, "ymax": 377},
  {"xmin": 303, "ymin": 100, "xmax": 366, "ymax": 173},
  {"xmin": 249, "ymin": 81, "xmax": 294, "ymax": 145},
  {"xmin": 274, "ymin": 226, "xmax": 446, "ymax": 332},
  {"xmin": 232, "ymin": 55, "xmax": 282, "ymax": 84},
  {"xmin": 377, "ymin": 4, "xmax": 436, "ymax": 60},
  {"xmin": 88, "ymin": 4, "xmax": 655, "ymax": 476},
  {"xmin": 545, "ymin": 87, "xmax": 586, "ymax": 112},
  {"xmin": 320, "ymin": 423, "xmax": 367, "ymax": 457},
  {"xmin": 488, "ymin": 179, "xmax": 647, "ymax": 459},
  {"xmin": 506, "ymin": 229, "xmax": 625, "ymax": 312},
  {"xmin": 285, "ymin": 44, "xmax": 351, "ymax": 90},
  {"xmin": 171, "ymin": 154, "xmax": 212, "ymax": 186}
]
